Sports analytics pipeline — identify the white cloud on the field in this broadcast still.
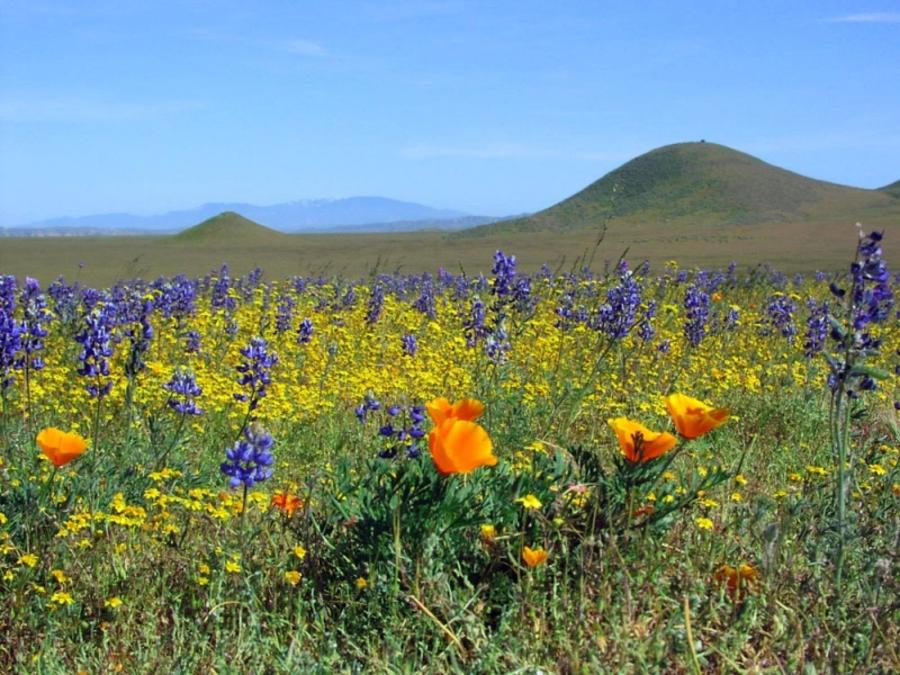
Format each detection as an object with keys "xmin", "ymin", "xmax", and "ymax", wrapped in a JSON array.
[
  {"xmin": 825, "ymin": 12, "xmax": 900, "ymax": 23},
  {"xmin": 181, "ymin": 28, "xmax": 328, "ymax": 58},
  {"xmin": 277, "ymin": 39, "xmax": 327, "ymax": 56}
]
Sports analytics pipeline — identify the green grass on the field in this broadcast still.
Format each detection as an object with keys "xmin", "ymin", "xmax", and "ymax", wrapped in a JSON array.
[
  {"xmin": 0, "ymin": 248, "xmax": 898, "ymax": 671},
  {"xmin": 459, "ymin": 142, "xmax": 900, "ymax": 236},
  {"xmin": 2, "ymin": 379, "xmax": 897, "ymax": 672},
  {"xmin": 172, "ymin": 211, "xmax": 289, "ymax": 244},
  {"xmin": 1, "ymin": 217, "xmax": 899, "ymax": 287}
]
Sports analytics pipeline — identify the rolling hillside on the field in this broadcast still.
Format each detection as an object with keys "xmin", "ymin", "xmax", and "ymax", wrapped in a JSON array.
[{"xmin": 459, "ymin": 142, "xmax": 900, "ymax": 236}]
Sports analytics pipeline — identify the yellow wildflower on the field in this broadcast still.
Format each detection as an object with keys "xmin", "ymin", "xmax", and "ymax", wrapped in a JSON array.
[
  {"xmin": 515, "ymin": 494, "xmax": 542, "ymax": 510},
  {"xmin": 18, "ymin": 553, "xmax": 39, "ymax": 568}
]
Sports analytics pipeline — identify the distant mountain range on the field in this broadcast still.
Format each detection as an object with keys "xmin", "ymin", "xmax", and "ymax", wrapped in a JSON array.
[{"xmin": 2, "ymin": 197, "xmax": 502, "ymax": 236}]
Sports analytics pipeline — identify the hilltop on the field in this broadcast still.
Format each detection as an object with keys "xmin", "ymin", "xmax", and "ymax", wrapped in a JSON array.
[
  {"xmin": 881, "ymin": 179, "xmax": 900, "ymax": 199},
  {"xmin": 459, "ymin": 142, "xmax": 899, "ymax": 236},
  {"xmin": 171, "ymin": 212, "xmax": 286, "ymax": 244}
]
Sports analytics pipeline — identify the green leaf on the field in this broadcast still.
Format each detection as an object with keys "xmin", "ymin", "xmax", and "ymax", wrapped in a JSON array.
[{"xmin": 849, "ymin": 364, "xmax": 890, "ymax": 380}]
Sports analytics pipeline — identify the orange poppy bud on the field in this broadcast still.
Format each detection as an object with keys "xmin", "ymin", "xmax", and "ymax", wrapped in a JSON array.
[
  {"xmin": 713, "ymin": 563, "xmax": 760, "ymax": 600},
  {"xmin": 428, "ymin": 418, "xmax": 496, "ymax": 476},
  {"xmin": 665, "ymin": 393, "xmax": 729, "ymax": 440},
  {"xmin": 522, "ymin": 546, "xmax": 548, "ymax": 568},
  {"xmin": 36, "ymin": 427, "xmax": 88, "ymax": 468},
  {"xmin": 607, "ymin": 418, "xmax": 677, "ymax": 463},
  {"xmin": 425, "ymin": 397, "xmax": 484, "ymax": 425}
]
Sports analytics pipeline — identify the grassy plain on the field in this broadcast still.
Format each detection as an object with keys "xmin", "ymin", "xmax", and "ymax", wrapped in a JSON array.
[{"xmin": 2, "ymin": 215, "xmax": 899, "ymax": 287}]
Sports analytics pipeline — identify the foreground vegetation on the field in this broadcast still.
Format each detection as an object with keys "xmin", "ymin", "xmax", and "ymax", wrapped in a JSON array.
[{"xmin": 0, "ymin": 229, "xmax": 897, "ymax": 672}]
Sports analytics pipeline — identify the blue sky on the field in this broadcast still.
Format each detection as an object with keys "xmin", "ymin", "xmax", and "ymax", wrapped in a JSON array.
[{"xmin": 1, "ymin": 0, "xmax": 898, "ymax": 225}]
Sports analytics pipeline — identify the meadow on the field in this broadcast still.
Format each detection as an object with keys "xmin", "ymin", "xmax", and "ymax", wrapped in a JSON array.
[{"xmin": 0, "ymin": 228, "xmax": 897, "ymax": 672}]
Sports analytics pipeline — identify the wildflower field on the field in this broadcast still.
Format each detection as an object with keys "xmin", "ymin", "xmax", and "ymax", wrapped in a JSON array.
[{"xmin": 0, "ymin": 231, "xmax": 897, "ymax": 672}]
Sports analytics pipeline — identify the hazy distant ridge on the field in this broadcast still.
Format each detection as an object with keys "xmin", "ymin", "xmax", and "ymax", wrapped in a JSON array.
[{"xmin": 8, "ymin": 196, "xmax": 472, "ymax": 234}]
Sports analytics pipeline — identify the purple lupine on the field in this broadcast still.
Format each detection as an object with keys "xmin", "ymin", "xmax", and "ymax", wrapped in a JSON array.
[
  {"xmin": 724, "ymin": 305, "xmax": 740, "ymax": 331},
  {"xmin": 80, "ymin": 287, "xmax": 105, "ymax": 312},
  {"xmin": 0, "ymin": 276, "xmax": 16, "ymax": 315},
  {"xmin": 124, "ymin": 298, "xmax": 154, "ymax": 381},
  {"xmin": 512, "ymin": 276, "xmax": 534, "ymax": 314},
  {"xmin": 401, "ymin": 333, "xmax": 417, "ymax": 356},
  {"xmin": 824, "ymin": 229, "xmax": 894, "ymax": 395},
  {"xmin": 555, "ymin": 287, "xmax": 578, "ymax": 331},
  {"xmin": 211, "ymin": 265, "xmax": 235, "ymax": 313},
  {"xmin": 366, "ymin": 284, "xmax": 385, "ymax": 325},
  {"xmin": 804, "ymin": 299, "xmax": 829, "ymax": 358},
  {"xmin": 368, "ymin": 402, "xmax": 427, "ymax": 459},
  {"xmin": 464, "ymin": 298, "xmax": 489, "ymax": 348},
  {"xmin": 684, "ymin": 284, "xmax": 710, "ymax": 348},
  {"xmin": 766, "ymin": 294, "xmax": 797, "ymax": 344},
  {"xmin": 355, "ymin": 393, "xmax": 382, "ymax": 422},
  {"xmin": 234, "ymin": 336, "xmax": 278, "ymax": 415},
  {"xmin": 18, "ymin": 277, "xmax": 50, "ymax": 373},
  {"xmin": 75, "ymin": 303, "xmax": 117, "ymax": 398},
  {"xmin": 341, "ymin": 285, "xmax": 357, "ymax": 310},
  {"xmin": 0, "ymin": 310, "xmax": 23, "ymax": 391},
  {"xmin": 491, "ymin": 250, "xmax": 517, "ymax": 299},
  {"xmin": 592, "ymin": 272, "xmax": 642, "ymax": 340},
  {"xmin": 297, "ymin": 318, "xmax": 314, "ymax": 345},
  {"xmin": 47, "ymin": 277, "xmax": 79, "ymax": 324},
  {"xmin": 155, "ymin": 275, "xmax": 197, "ymax": 320},
  {"xmin": 183, "ymin": 329, "xmax": 201, "ymax": 354},
  {"xmin": 637, "ymin": 300, "xmax": 656, "ymax": 342},
  {"xmin": 412, "ymin": 276, "xmax": 436, "ymax": 319},
  {"xmin": 484, "ymin": 322, "xmax": 510, "ymax": 363},
  {"xmin": 221, "ymin": 424, "xmax": 274, "ymax": 488},
  {"xmin": 164, "ymin": 369, "xmax": 204, "ymax": 416},
  {"xmin": 275, "ymin": 294, "xmax": 295, "ymax": 334}
]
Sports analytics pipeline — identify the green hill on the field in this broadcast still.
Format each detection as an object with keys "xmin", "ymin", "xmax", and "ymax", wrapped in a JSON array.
[
  {"xmin": 880, "ymin": 180, "xmax": 900, "ymax": 198},
  {"xmin": 459, "ymin": 142, "xmax": 899, "ymax": 236},
  {"xmin": 172, "ymin": 211, "xmax": 286, "ymax": 243}
]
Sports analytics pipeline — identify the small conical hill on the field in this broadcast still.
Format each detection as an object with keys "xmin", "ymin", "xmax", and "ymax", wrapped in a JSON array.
[{"xmin": 172, "ymin": 212, "xmax": 286, "ymax": 243}]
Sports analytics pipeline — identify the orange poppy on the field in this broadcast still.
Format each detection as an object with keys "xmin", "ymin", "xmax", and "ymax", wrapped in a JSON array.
[
  {"xmin": 607, "ymin": 418, "xmax": 677, "ymax": 463},
  {"xmin": 633, "ymin": 505, "xmax": 655, "ymax": 518},
  {"xmin": 428, "ymin": 418, "xmax": 496, "ymax": 476},
  {"xmin": 665, "ymin": 393, "xmax": 729, "ymax": 439},
  {"xmin": 713, "ymin": 563, "xmax": 760, "ymax": 600},
  {"xmin": 271, "ymin": 492, "xmax": 303, "ymax": 516},
  {"xmin": 521, "ymin": 546, "xmax": 548, "ymax": 567},
  {"xmin": 36, "ymin": 427, "xmax": 88, "ymax": 468},
  {"xmin": 425, "ymin": 397, "xmax": 484, "ymax": 425}
]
